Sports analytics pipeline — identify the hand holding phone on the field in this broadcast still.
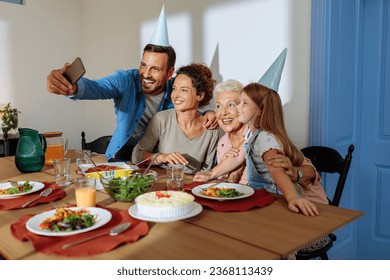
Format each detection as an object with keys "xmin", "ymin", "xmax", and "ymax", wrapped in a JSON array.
[{"xmin": 63, "ymin": 57, "xmax": 86, "ymax": 85}]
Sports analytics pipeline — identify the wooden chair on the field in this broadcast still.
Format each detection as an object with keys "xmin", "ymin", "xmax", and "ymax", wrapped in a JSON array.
[
  {"xmin": 81, "ymin": 131, "xmax": 112, "ymax": 154},
  {"xmin": 295, "ymin": 144, "xmax": 355, "ymax": 260}
]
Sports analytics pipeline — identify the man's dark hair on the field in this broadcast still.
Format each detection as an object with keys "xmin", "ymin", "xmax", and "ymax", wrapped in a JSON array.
[{"xmin": 143, "ymin": 44, "xmax": 176, "ymax": 70}]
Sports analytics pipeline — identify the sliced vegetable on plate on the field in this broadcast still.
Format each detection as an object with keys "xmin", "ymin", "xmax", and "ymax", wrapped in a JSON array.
[
  {"xmin": 26, "ymin": 207, "xmax": 112, "ymax": 236},
  {"xmin": 39, "ymin": 207, "xmax": 96, "ymax": 232},
  {"xmin": 0, "ymin": 181, "xmax": 34, "ymax": 195},
  {"xmin": 0, "ymin": 181, "xmax": 45, "ymax": 199},
  {"xmin": 192, "ymin": 183, "xmax": 255, "ymax": 201},
  {"xmin": 200, "ymin": 186, "xmax": 244, "ymax": 198}
]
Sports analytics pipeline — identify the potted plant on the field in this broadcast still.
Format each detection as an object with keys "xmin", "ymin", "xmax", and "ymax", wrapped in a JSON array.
[{"xmin": 0, "ymin": 103, "xmax": 21, "ymax": 156}]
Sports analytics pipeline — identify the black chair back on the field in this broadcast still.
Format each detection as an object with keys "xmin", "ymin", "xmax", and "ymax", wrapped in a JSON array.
[
  {"xmin": 81, "ymin": 131, "xmax": 112, "ymax": 154},
  {"xmin": 301, "ymin": 144, "xmax": 354, "ymax": 206},
  {"xmin": 296, "ymin": 144, "xmax": 355, "ymax": 260}
]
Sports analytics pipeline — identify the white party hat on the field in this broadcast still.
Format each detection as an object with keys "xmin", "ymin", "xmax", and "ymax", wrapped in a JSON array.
[
  {"xmin": 150, "ymin": 5, "xmax": 170, "ymax": 46},
  {"xmin": 258, "ymin": 48, "xmax": 287, "ymax": 92}
]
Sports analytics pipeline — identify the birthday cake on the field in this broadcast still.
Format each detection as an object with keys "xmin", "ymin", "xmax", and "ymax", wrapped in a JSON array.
[{"xmin": 135, "ymin": 191, "xmax": 194, "ymax": 219}]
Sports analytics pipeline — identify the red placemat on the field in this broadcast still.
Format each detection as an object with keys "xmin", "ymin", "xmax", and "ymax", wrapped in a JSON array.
[
  {"xmin": 184, "ymin": 181, "xmax": 275, "ymax": 212},
  {"xmin": 0, "ymin": 182, "xmax": 66, "ymax": 211},
  {"xmin": 10, "ymin": 206, "xmax": 149, "ymax": 257}
]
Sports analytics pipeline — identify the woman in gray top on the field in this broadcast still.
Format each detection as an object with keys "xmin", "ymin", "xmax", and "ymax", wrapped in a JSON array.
[{"xmin": 132, "ymin": 63, "xmax": 219, "ymax": 174}]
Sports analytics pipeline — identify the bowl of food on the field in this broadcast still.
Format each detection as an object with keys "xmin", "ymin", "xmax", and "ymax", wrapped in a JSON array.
[
  {"xmin": 100, "ymin": 170, "xmax": 158, "ymax": 202},
  {"xmin": 79, "ymin": 162, "xmax": 139, "ymax": 190},
  {"xmin": 79, "ymin": 162, "xmax": 138, "ymax": 179}
]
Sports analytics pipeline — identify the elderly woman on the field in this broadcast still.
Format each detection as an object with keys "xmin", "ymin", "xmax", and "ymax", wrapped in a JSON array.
[
  {"xmin": 131, "ymin": 63, "xmax": 219, "ymax": 174},
  {"xmin": 213, "ymin": 79, "xmax": 248, "ymax": 184}
]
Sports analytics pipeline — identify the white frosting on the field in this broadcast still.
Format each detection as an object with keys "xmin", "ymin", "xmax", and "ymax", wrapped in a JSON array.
[{"xmin": 135, "ymin": 191, "xmax": 194, "ymax": 218}]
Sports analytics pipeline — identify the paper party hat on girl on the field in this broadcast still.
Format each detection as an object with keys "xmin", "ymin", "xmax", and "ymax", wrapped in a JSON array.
[
  {"xmin": 258, "ymin": 48, "xmax": 287, "ymax": 92},
  {"xmin": 150, "ymin": 5, "xmax": 170, "ymax": 46}
]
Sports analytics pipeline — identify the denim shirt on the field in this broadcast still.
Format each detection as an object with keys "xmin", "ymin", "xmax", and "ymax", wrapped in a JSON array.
[
  {"xmin": 71, "ymin": 69, "xmax": 173, "ymax": 160},
  {"xmin": 244, "ymin": 129, "xmax": 282, "ymax": 194}
]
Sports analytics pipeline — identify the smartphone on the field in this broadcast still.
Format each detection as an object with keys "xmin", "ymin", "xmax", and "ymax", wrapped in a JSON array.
[{"xmin": 63, "ymin": 57, "xmax": 86, "ymax": 85}]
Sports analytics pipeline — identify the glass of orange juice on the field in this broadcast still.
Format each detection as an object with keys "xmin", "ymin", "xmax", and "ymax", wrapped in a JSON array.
[{"xmin": 75, "ymin": 177, "xmax": 96, "ymax": 207}]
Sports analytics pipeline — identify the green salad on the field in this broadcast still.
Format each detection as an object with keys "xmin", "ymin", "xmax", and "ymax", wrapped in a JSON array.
[
  {"xmin": 0, "ymin": 181, "xmax": 33, "ymax": 195},
  {"xmin": 39, "ymin": 208, "xmax": 96, "ymax": 232},
  {"xmin": 105, "ymin": 174, "xmax": 155, "ymax": 201},
  {"xmin": 215, "ymin": 188, "xmax": 244, "ymax": 198}
]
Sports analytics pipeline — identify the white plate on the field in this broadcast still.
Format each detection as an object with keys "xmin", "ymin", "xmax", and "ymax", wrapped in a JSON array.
[
  {"xmin": 192, "ymin": 183, "xmax": 255, "ymax": 201},
  {"xmin": 128, "ymin": 202, "xmax": 202, "ymax": 223},
  {"xmin": 0, "ymin": 181, "xmax": 45, "ymax": 200},
  {"xmin": 26, "ymin": 207, "xmax": 112, "ymax": 236}
]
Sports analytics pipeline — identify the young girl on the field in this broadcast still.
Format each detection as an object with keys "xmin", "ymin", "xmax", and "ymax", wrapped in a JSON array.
[{"xmin": 194, "ymin": 83, "xmax": 320, "ymax": 216}]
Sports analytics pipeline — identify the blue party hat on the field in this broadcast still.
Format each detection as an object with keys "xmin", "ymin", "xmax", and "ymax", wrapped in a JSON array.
[
  {"xmin": 150, "ymin": 5, "xmax": 170, "ymax": 46},
  {"xmin": 258, "ymin": 48, "xmax": 287, "ymax": 92}
]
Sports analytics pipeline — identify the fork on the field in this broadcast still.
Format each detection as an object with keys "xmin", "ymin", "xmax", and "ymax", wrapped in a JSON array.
[
  {"xmin": 9, "ymin": 180, "xmax": 18, "ymax": 187},
  {"xmin": 83, "ymin": 151, "xmax": 108, "ymax": 183},
  {"xmin": 200, "ymin": 180, "xmax": 227, "ymax": 191},
  {"xmin": 142, "ymin": 153, "xmax": 159, "ymax": 176},
  {"xmin": 50, "ymin": 202, "xmax": 59, "ymax": 211},
  {"xmin": 210, "ymin": 180, "xmax": 227, "ymax": 188}
]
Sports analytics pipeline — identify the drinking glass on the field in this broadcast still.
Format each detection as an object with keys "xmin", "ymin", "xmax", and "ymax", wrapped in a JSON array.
[
  {"xmin": 75, "ymin": 149, "xmax": 91, "ymax": 174},
  {"xmin": 75, "ymin": 149, "xmax": 91, "ymax": 160},
  {"xmin": 75, "ymin": 177, "xmax": 96, "ymax": 207},
  {"xmin": 53, "ymin": 158, "xmax": 71, "ymax": 187},
  {"xmin": 166, "ymin": 164, "xmax": 184, "ymax": 191}
]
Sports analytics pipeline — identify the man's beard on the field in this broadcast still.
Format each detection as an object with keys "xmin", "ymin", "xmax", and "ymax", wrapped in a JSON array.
[{"xmin": 141, "ymin": 79, "xmax": 165, "ymax": 96}]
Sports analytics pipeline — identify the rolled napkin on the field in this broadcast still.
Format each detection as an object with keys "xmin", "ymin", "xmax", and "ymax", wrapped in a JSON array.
[
  {"xmin": 11, "ymin": 206, "xmax": 149, "ymax": 257},
  {"xmin": 0, "ymin": 182, "xmax": 66, "ymax": 211},
  {"xmin": 183, "ymin": 181, "xmax": 275, "ymax": 212}
]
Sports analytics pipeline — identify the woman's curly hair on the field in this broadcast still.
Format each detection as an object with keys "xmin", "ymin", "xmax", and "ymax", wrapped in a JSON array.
[{"xmin": 175, "ymin": 63, "xmax": 216, "ymax": 107}]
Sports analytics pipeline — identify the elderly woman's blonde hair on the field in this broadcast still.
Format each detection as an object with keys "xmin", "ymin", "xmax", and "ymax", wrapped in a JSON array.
[{"xmin": 213, "ymin": 79, "xmax": 243, "ymax": 96}]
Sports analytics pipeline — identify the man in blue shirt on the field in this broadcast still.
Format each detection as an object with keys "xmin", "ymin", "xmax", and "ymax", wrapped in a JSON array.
[
  {"xmin": 46, "ymin": 43, "xmax": 217, "ymax": 161},
  {"xmin": 46, "ymin": 6, "xmax": 216, "ymax": 161}
]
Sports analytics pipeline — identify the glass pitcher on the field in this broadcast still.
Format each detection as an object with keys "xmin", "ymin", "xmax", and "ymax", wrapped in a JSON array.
[
  {"xmin": 15, "ymin": 128, "xmax": 47, "ymax": 173},
  {"xmin": 42, "ymin": 131, "xmax": 68, "ymax": 166}
]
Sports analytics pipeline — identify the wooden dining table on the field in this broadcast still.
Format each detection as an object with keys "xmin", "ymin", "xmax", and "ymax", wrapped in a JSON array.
[{"xmin": 0, "ymin": 153, "xmax": 363, "ymax": 260}]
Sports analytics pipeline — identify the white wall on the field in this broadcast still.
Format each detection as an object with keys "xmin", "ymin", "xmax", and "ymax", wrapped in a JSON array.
[
  {"xmin": 0, "ymin": 0, "xmax": 311, "ymax": 151},
  {"xmin": 0, "ymin": 0, "xmax": 84, "ymax": 148}
]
